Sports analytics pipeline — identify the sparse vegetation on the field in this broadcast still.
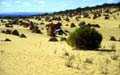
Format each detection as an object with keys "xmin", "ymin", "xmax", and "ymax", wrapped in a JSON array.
[
  {"xmin": 65, "ymin": 17, "xmax": 70, "ymax": 22},
  {"xmin": 0, "ymin": 2, "xmax": 120, "ymax": 75},
  {"xmin": 19, "ymin": 34, "xmax": 26, "ymax": 38},
  {"xmin": 1, "ymin": 29, "xmax": 12, "ymax": 34},
  {"xmin": 70, "ymin": 23, "xmax": 76, "ymax": 28},
  {"xmin": 65, "ymin": 24, "xmax": 69, "ymax": 26},
  {"xmin": 4, "ymin": 38, "xmax": 11, "ymax": 41},
  {"xmin": 5, "ymin": 24, "xmax": 13, "ymax": 28},
  {"xmin": 110, "ymin": 36, "xmax": 116, "ymax": 41},
  {"xmin": 30, "ymin": 25, "xmax": 42, "ymax": 34},
  {"xmin": 12, "ymin": 29, "xmax": 19, "ymax": 36},
  {"xmin": 104, "ymin": 14, "xmax": 110, "ymax": 20}
]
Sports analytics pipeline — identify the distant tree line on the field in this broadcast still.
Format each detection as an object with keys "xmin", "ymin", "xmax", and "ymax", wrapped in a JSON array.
[{"xmin": 51, "ymin": 2, "xmax": 120, "ymax": 15}]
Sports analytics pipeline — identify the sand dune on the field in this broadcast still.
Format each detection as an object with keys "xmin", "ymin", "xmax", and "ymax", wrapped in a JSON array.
[{"xmin": 0, "ymin": 6, "xmax": 120, "ymax": 75}]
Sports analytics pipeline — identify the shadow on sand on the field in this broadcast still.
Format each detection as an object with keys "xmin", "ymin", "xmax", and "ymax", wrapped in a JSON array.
[{"xmin": 73, "ymin": 48, "xmax": 116, "ymax": 52}]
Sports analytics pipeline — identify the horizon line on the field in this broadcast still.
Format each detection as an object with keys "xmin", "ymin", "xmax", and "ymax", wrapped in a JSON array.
[{"xmin": 0, "ymin": 2, "xmax": 119, "ymax": 14}]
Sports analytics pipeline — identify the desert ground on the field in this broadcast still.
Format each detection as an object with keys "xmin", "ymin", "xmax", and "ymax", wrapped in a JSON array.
[{"xmin": 0, "ymin": 6, "xmax": 120, "ymax": 75}]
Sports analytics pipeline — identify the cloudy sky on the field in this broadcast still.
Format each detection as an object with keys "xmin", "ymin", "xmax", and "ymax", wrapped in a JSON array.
[{"xmin": 0, "ymin": 0, "xmax": 120, "ymax": 13}]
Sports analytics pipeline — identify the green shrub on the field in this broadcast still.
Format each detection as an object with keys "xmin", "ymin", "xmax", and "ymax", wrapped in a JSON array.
[
  {"xmin": 70, "ymin": 23, "xmax": 76, "ymax": 28},
  {"xmin": 5, "ymin": 29, "xmax": 12, "ymax": 34},
  {"xmin": 20, "ymin": 34, "xmax": 26, "ymax": 38},
  {"xmin": 31, "ymin": 26, "xmax": 42, "ymax": 34},
  {"xmin": 110, "ymin": 36, "xmax": 116, "ymax": 41},
  {"xmin": 67, "ymin": 27, "xmax": 102, "ymax": 50},
  {"xmin": 65, "ymin": 17, "xmax": 70, "ymax": 22},
  {"xmin": 5, "ymin": 24, "xmax": 13, "ymax": 28},
  {"xmin": 12, "ymin": 30, "xmax": 19, "ymax": 36},
  {"xmin": 4, "ymin": 38, "xmax": 11, "ymax": 41},
  {"xmin": 104, "ymin": 14, "xmax": 110, "ymax": 20}
]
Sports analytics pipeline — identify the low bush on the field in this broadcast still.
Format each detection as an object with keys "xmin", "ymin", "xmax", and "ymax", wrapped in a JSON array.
[
  {"xmin": 70, "ymin": 23, "xmax": 76, "ymax": 28},
  {"xmin": 67, "ymin": 27, "xmax": 102, "ymax": 50},
  {"xmin": 110, "ymin": 36, "xmax": 116, "ymax": 41},
  {"xmin": 12, "ymin": 30, "xmax": 19, "ymax": 36},
  {"xmin": 19, "ymin": 34, "xmax": 26, "ymax": 38},
  {"xmin": 2, "ymin": 29, "xmax": 12, "ymax": 34},
  {"xmin": 4, "ymin": 38, "xmax": 11, "ymax": 41},
  {"xmin": 104, "ymin": 15, "xmax": 110, "ymax": 20}
]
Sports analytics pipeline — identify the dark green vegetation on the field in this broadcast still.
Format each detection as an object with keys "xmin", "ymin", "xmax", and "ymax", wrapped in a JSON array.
[
  {"xmin": 4, "ymin": 38, "xmax": 11, "ymax": 41},
  {"xmin": 67, "ymin": 26, "xmax": 102, "ymax": 50},
  {"xmin": 110, "ymin": 36, "xmax": 117, "ymax": 41},
  {"xmin": 1, "ymin": 29, "xmax": 27, "ymax": 38},
  {"xmin": 12, "ymin": 29, "xmax": 19, "ymax": 36},
  {"xmin": 19, "ymin": 34, "xmax": 27, "ymax": 38},
  {"xmin": 70, "ymin": 23, "xmax": 76, "ymax": 28}
]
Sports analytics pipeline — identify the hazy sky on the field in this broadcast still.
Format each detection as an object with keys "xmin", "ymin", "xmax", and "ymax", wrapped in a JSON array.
[{"xmin": 0, "ymin": 0, "xmax": 120, "ymax": 13}]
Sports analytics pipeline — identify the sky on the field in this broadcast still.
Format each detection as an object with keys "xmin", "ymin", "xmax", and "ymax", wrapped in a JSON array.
[{"xmin": 0, "ymin": 0, "xmax": 120, "ymax": 13}]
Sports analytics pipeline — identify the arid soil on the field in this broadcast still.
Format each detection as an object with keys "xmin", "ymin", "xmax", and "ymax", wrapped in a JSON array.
[{"xmin": 0, "ymin": 7, "xmax": 120, "ymax": 75}]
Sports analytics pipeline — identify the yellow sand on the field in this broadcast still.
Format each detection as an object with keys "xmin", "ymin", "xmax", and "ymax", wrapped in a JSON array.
[{"xmin": 0, "ymin": 11, "xmax": 120, "ymax": 75}]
